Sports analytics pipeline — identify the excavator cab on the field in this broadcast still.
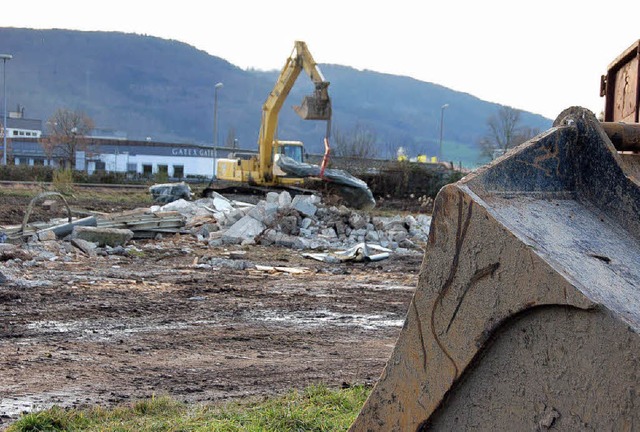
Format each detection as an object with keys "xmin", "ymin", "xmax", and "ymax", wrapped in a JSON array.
[
  {"xmin": 272, "ymin": 140, "xmax": 305, "ymax": 178},
  {"xmin": 277, "ymin": 141, "xmax": 305, "ymax": 163}
]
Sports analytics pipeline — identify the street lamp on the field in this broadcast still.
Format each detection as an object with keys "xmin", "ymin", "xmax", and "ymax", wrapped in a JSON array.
[
  {"xmin": 213, "ymin": 82, "xmax": 223, "ymax": 178},
  {"xmin": 1, "ymin": 54, "xmax": 12, "ymax": 166},
  {"xmin": 439, "ymin": 103, "xmax": 449, "ymax": 162}
]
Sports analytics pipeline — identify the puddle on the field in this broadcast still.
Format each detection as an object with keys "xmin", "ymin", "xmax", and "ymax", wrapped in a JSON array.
[
  {"xmin": 254, "ymin": 309, "xmax": 405, "ymax": 330},
  {"xmin": 24, "ymin": 318, "xmax": 222, "ymax": 341},
  {"xmin": 0, "ymin": 390, "xmax": 79, "ymax": 420},
  {"xmin": 20, "ymin": 308, "xmax": 406, "ymax": 341}
]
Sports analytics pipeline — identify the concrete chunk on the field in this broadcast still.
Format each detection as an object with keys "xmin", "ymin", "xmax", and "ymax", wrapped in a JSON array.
[
  {"xmin": 222, "ymin": 208, "xmax": 248, "ymax": 226},
  {"xmin": 259, "ymin": 229, "xmax": 307, "ymax": 249},
  {"xmin": 222, "ymin": 215, "xmax": 266, "ymax": 245},
  {"xmin": 37, "ymin": 230, "xmax": 57, "ymax": 242},
  {"xmin": 248, "ymin": 201, "xmax": 279, "ymax": 226},
  {"xmin": 291, "ymin": 195, "xmax": 317, "ymax": 217},
  {"xmin": 278, "ymin": 191, "xmax": 292, "ymax": 208},
  {"xmin": 278, "ymin": 215, "xmax": 300, "ymax": 236},
  {"xmin": 71, "ymin": 238, "xmax": 98, "ymax": 257},
  {"xmin": 71, "ymin": 226, "xmax": 134, "ymax": 247},
  {"xmin": 349, "ymin": 212, "xmax": 367, "ymax": 230},
  {"xmin": 266, "ymin": 192, "xmax": 280, "ymax": 204}
]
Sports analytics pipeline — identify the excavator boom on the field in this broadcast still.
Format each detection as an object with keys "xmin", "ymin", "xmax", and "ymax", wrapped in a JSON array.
[{"xmin": 258, "ymin": 40, "xmax": 331, "ymax": 182}]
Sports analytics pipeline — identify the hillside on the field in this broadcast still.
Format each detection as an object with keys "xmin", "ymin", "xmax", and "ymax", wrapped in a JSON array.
[{"xmin": 0, "ymin": 28, "xmax": 552, "ymax": 167}]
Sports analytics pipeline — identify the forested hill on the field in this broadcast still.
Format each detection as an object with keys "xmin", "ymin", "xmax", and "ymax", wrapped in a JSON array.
[{"xmin": 0, "ymin": 27, "xmax": 552, "ymax": 166}]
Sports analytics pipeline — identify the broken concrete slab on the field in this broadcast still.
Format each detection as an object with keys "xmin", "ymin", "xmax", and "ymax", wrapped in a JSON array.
[
  {"xmin": 259, "ymin": 229, "xmax": 309, "ymax": 249},
  {"xmin": 291, "ymin": 195, "xmax": 318, "ymax": 217},
  {"xmin": 220, "ymin": 208, "xmax": 250, "ymax": 227},
  {"xmin": 71, "ymin": 226, "xmax": 134, "ymax": 247},
  {"xmin": 221, "ymin": 215, "xmax": 266, "ymax": 245},
  {"xmin": 277, "ymin": 215, "xmax": 300, "ymax": 236},
  {"xmin": 71, "ymin": 238, "xmax": 98, "ymax": 257},
  {"xmin": 247, "ymin": 201, "xmax": 279, "ymax": 226},
  {"xmin": 348, "ymin": 212, "xmax": 368, "ymax": 230},
  {"xmin": 278, "ymin": 191, "xmax": 293, "ymax": 208},
  {"xmin": 319, "ymin": 227, "xmax": 338, "ymax": 240},
  {"xmin": 37, "ymin": 230, "xmax": 57, "ymax": 242}
]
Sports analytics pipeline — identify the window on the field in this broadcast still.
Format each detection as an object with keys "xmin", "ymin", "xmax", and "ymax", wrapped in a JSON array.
[
  {"xmin": 173, "ymin": 165, "xmax": 184, "ymax": 179},
  {"xmin": 157, "ymin": 165, "xmax": 168, "ymax": 175},
  {"xmin": 280, "ymin": 144, "xmax": 303, "ymax": 163},
  {"xmin": 127, "ymin": 163, "xmax": 137, "ymax": 173},
  {"xmin": 12, "ymin": 130, "xmax": 17, "ymax": 136},
  {"xmin": 95, "ymin": 161, "xmax": 106, "ymax": 171},
  {"xmin": 142, "ymin": 164, "xmax": 153, "ymax": 177}
]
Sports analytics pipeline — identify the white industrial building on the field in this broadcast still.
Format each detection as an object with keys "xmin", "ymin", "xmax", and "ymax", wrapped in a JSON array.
[
  {"xmin": 3, "ymin": 106, "xmax": 43, "ymax": 139},
  {"xmin": 4, "ymin": 109, "xmax": 250, "ymax": 179},
  {"xmin": 10, "ymin": 137, "xmax": 245, "ymax": 180}
]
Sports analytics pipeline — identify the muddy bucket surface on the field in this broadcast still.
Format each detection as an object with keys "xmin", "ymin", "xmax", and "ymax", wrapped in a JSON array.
[
  {"xmin": 294, "ymin": 95, "xmax": 331, "ymax": 120},
  {"xmin": 350, "ymin": 107, "xmax": 640, "ymax": 431}
]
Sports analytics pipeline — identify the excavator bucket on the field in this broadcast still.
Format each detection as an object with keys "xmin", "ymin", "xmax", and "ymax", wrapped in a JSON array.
[
  {"xmin": 294, "ymin": 83, "xmax": 331, "ymax": 121},
  {"xmin": 350, "ymin": 107, "xmax": 640, "ymax": 431},
  {"xmin": 294, "ymin": 94, "xmax": 331, "ymax": 120}
]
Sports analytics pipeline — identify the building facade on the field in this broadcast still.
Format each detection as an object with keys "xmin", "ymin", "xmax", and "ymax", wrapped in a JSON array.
[
  {"xmin": 9, "ymin": 137, "xmax": 247, "ymax": 180},
  {"xmin": 2, "ymin": 107, "xmax": 43, "ymax": 140}
]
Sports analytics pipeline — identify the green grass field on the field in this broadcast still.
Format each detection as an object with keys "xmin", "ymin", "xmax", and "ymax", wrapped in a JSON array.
[{"xmin": 6, "ymin": 384, "xmax": 371, "ymax": 432}]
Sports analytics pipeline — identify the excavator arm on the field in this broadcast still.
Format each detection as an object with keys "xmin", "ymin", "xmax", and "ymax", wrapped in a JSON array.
[{"xmin": 257, "ymin": 40, "xmax": 331, "ymax": 182}]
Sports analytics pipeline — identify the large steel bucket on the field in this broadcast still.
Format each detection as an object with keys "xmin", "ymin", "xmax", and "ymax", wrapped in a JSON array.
[
  {"xmin": 350, "ymin": 107, "xmax": 640, "ymax": 431},
  {"xmin": 294, "ymin": 94, "xmax": 331, "ymax": 120}
]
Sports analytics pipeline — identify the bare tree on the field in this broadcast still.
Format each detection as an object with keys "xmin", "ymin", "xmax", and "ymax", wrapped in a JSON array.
[
  {"xmin": 42, "ymin": 108, "xmax": 95, "ymax": 169},
  {"xmin": 479, "ymin": 106, "xmax": 538, "ymax": 160},
  {"xmin": 332, "ymin": 123, "xmax": 378, "ymax": 159}
]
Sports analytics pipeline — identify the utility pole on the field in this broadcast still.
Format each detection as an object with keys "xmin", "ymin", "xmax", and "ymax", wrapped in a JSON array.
[
  {"xmin": 213, "ymin": 82, "xmax": 223, "ymax": 178},
  {"xmin": 1, "ymin": 54, "xmax": 12, "ymax": 166},
  {"xmin": 439, "ymin": 103, "xmax": 449, "ymax": 162}
]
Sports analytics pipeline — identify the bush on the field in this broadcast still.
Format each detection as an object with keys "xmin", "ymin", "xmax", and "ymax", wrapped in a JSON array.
[
  {"xmin": 0, "ymin": 165, "xmax": 54, "ymax": 182},
  {"xmin": 52, "ymin": 169, "xmax": 74, "ymax": 195},
  {"xmin": 0, "ymin": 165, "xmax": 149, "ymax": 185},
  {"xmin": 360, "ymin": 162, "xmax": 463, "ymax": 199}
]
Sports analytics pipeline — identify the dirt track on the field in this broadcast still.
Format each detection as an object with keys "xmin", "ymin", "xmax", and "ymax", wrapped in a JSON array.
[{"xmin": 0, "ymin": 191, "xmax": 421, "ymax": 427}]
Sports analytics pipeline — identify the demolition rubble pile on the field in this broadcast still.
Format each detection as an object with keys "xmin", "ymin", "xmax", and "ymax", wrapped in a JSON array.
[
  {"xmin": 156, "ymin": 191, "xmax": 431, "ymax": 253},
  {"xmin": 0, "ymin": 191, "xmax": 431, "ymax": 265}
]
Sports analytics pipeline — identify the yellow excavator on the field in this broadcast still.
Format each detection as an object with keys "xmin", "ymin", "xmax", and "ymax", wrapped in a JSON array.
[
  {"xmin": 206, "ymin": 41, "xmax": 375, "ymax": 210},
  {"xmin": 215, "ymin": 40, "xmax": 331, "ymax": 187}
]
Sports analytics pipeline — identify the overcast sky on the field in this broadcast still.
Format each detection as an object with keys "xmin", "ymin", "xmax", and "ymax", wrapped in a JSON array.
[{"xmin": 2, "ymin": 0, "xmax": 640, "ymax": 120}]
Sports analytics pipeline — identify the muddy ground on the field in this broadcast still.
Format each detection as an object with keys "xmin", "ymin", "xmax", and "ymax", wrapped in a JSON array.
[{"xmin": 0, "ymin": 188, "xmax": 422, "ymax": 427}]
